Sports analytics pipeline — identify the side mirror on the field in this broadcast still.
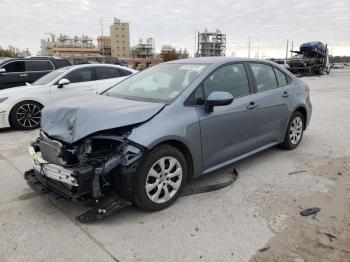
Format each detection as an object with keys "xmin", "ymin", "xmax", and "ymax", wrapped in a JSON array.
[
  {"xmin": 0, "ymin": 68, "xmax": 6, "ymax": 74},
  {"xmin": 204, "ymin": 91, "xmax": 233, "ymax": 113},
  {"xmin": 57, "ymin": 78, "xmax": 70, "ymax": 88}
]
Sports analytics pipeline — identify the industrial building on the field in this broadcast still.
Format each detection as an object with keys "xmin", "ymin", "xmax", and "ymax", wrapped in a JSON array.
[
  {"xmin": 110, "ymin": 18, "xmax": 131, "ymax": 58},
  {"xmin": 131, "ymin": 38, "xmax": 155, "ymax": 59},
  {"xmin": 40, "ymin": 34, "xmax": 100, "ymax": 58},
  {"xmin": 161, "ymin": 45, "xmax": 189, "ymax": 61},
  {"xmin": 196, "ymin": 29, "xmax": 226, "ymax": 57},
  {"xmin": 38, "ymin": 18, "xmax": 186, "ymax": 65}
]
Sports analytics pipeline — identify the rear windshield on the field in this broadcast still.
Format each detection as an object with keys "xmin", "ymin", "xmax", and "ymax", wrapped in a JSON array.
[{"xmin": 54, "ymin": 59, "xmax": 71, "ymax": 68}]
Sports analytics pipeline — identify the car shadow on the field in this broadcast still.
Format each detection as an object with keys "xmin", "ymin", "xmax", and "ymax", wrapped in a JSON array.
[
  {"xmin": 28, "ymin": 144, "xmax": 294, "ymax": 225},
  {"xmin": 0, "ymin": 127, "xmax": 39, "ymax": 134}
]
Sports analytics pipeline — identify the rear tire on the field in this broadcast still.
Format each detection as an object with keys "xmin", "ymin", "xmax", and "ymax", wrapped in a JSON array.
[
  {"xmin": 280, "ymin": 112, "xmax": 304, "ymax": 150},
  {"xmin": 9, "ymin": 101, "xmax": 43, "ymax": 130},
  {"xmin": 133, "ymin": 145, "xmax": 187, "ymax": 211}
]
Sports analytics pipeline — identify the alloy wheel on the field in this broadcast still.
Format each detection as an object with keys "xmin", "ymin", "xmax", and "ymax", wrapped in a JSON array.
[
  {"xmin": 289, "ymin": 116, "xmax": 303, "ymax": 145},
  {"xmin": 16, "ymin": 103, "xmax": 42, "ymax": 128},
  {"xmin": 145, "ymin": 157, "xmax": 183, "ymax": 204}
]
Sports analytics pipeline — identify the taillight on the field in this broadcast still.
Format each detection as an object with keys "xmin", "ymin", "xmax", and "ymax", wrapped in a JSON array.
[{"xmin": 305, "ymin": 84, "xmax": 310, "ymax": 92}]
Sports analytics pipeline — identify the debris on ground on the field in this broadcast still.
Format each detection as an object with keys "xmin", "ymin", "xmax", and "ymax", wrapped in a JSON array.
[
  {"xmin": 258, "ymin": 244, "xmax": 270, "ymax": 252},
  {"xmin": 288, "ymin": 170, "xmax": 307, "ymax": 175},
  {"xmin": 324, "ymin": 233, "xmax": 337, "ymax": 242},
  {"xmin": 300, "ymin": 207, "xmax": 321, "ymax": 216}
]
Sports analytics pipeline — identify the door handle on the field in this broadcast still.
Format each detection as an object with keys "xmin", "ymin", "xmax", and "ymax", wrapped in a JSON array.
[
  {"xmin": 247, "ymin": 101, "xmax": 259, "ymax": 109},
  {"xmin": 19, "ymin": 74, "xmax": 28, "ymax": 77},
  {"xmin": 282, "ymin": 92, "xmax": 290, "ymax": 98}
]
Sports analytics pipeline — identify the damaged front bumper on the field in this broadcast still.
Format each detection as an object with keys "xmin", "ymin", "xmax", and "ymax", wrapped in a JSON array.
[
  {"xmin": 25, "ymin": 131, "xmax": 144, "ymax": 201},
  {"xmin": 26, "ymin": 145, "xmax": 94, "ymax": 199}
]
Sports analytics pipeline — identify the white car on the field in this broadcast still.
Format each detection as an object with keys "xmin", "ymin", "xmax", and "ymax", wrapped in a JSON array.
[
  {"xmin": 0, "ymin": 64, "xmax": 137, "ymax": 130},
  {"xmin": 332, "ymin": 63, "xmax": 345, "ymax": 69},
  {"xmin": 274, "ymin": 59, "xmax": 291, "ymax": 70}
]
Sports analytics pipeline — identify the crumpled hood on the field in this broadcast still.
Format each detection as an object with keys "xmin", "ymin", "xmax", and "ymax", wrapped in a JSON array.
[{"xmin": 41, "ymin": 95, "xmax": 165, "ymax": 144}]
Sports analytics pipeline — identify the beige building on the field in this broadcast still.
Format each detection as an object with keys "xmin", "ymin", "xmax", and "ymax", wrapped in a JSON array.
[{"xmin": 110, "ymin": 18, "xmax": 131, "ymax": 58}]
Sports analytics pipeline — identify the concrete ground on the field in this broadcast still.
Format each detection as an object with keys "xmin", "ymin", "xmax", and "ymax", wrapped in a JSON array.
[{"xmin": 1, "ymin": 68, "xmax": 350, "ymax": 262}]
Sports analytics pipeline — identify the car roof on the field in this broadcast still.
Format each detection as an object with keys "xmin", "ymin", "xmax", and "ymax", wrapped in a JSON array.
[
  {"xmin": 0, "ymin": 57, "xmax": 68, "ymax": 63},
  {"xmin": 63, "ymin": 63, "xmax": 135, "ymax": 71},
  {"xmin": 166, "ymin": 56, "xmax": 276, "ymax": 66}
]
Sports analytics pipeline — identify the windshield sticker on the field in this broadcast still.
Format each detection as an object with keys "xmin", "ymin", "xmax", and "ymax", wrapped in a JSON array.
[{"xmin": 180, "ymin": 65, "xmax": 205, "ymax": 71}]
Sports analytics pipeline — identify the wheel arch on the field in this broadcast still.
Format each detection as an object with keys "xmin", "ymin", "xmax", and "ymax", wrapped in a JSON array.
[
  {"xmin": 150, "ymin": 139, "xmax": 195, "ymax": 180},
  {"xmin": 294, "ymin": 106, "xmax": 307, "ymax": 130}
]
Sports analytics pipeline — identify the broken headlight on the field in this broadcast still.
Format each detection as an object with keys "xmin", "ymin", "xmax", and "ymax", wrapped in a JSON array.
[{"xmin": 75, "ymin": 136, "xmax": 143, "ymax": 167}]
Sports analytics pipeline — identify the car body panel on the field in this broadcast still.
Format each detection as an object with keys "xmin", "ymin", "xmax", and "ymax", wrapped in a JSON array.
[
  {"xmin": 127, "ymin": 104, "xmax": 203, "ymax": 176},
  {"xmin": 49, "ymin": 79, "xmax": 98, "ymax": 101},
  {"xmin": 196, "ymin": 93, "xmax": 259, "ymax": 168},
  {"xmin": 255, "ymin": 84, "xmax": 293, "ymax": 145}
]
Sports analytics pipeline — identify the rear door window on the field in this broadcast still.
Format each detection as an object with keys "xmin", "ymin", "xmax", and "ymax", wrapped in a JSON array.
[
  {"xmin": 273, "ymin": 67, "xmax": 288, "ymax": 87},
  {"xmin": 3, "ymin": 61, "xmax": 25, "ymax": 72},
  {"xmin": 26, "ymin": 61, "xmax": 53, "ymax": 71},
  {"xmin": 95, "ymin": 67, "xmax": 121, "ymax": 80},
  {"xmin": 64, "ymin": 67, "xmax": 94, "ymax": 83},
  {"xmin": 250, "ymin": 63, "xmax": 278, "ymax": 92}
]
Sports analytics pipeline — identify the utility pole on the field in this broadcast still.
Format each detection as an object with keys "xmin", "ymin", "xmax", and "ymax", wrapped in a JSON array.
[
  {"xmin": 291, "ymin": 41, "xmax": 294, "ymax": 58},
  {"xmin": 248, "ymin": 37, "xmax": 251, "ymax": 58},
  {"xmin": 100, "ymin": 17, "xmax": 105, "ymax": 63},
  {"xmin": 194, "ymin": 31, "xmax": 197, "ymax": 57},
  {"xmin": 286, "ymin": 40, "xmax": 289, "ymax": 59},
  {"xmin": 256, "ymin": 40, "xmax": 260, "ymax": 59}
]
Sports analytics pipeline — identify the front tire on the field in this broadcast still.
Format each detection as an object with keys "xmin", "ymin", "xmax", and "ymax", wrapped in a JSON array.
[
  {"xmin": 133, "ymin": 145, "xmax": 187, "ymax": 211},
  {"xmin": 280, "ymin": 112, "xmax": 304, "ymax": 150},
  {"xmin": 9, "ymin": 101, "xmax": 43, "ymax": 130}
]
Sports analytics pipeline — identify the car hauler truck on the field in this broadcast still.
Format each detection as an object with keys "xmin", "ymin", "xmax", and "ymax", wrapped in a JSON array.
[{"xmin": 289, "ymin": 41, "xmax": 331, "ymax": 76}]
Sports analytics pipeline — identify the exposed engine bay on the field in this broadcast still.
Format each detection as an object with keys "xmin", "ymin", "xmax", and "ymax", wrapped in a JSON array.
[{"xmin": 27, "ymin": 128, "xmax": 144, "ymax": 202}]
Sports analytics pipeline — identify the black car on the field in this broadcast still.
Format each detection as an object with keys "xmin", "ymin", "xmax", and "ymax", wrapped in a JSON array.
[{"xmin": 0, "ymin": 57, "xmax": 71, "ymax": 89}]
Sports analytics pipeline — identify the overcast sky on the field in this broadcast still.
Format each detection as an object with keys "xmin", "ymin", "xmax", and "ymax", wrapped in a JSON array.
[{"xmin": 0, "ymin": 0, "xmax": 349, "ymax": 57}]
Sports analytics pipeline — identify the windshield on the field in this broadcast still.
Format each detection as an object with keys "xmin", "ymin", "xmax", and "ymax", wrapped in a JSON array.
[
  {"xmin": 105, "ymin": 63, "xmax": 208, "ymax": 103},
  {"xmin": 32, "ymin": 67, "xmax": 70, "ymax": 85},
  {"xmin": 293, "ymin": 54, "xmax": 304, "ymax": 59}
]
